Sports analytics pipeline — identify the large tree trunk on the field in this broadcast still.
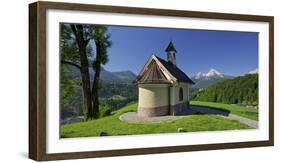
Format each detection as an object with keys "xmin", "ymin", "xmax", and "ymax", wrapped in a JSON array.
[
  {"xmin": 92, "ymin": 41, "xmax": 102, "ymax": 118},
  {"xmin": 92, "ymin": 69, "xmax": 100, "ymax": 118},
  {"xmin": 79, "ymin": 50, "xmax": 93, "ymax": 120},
  {"xmin": 70, "ymin": 25, "xmax": 93, "ymax": 120}
]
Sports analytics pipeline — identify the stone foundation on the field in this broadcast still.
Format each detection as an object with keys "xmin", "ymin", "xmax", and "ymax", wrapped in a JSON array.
[
  {"xmin": 137, "ymin": 105, "xmax": 169, "ymax": 117},
  {"xmin": 137, "ymin": 101, "xmax": 191, "ymax": 117}
]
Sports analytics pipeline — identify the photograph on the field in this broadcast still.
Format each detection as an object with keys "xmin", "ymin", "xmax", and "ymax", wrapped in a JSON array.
[
  {"xmin": 59, "ymin": 23, "xmax": 259, "ymax": 138},
  {"xmin": 28, "ymin": 1, "xmax": 274, "ymax": 160}
]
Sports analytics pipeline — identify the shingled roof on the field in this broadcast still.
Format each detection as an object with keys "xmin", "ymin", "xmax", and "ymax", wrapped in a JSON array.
[
  {"xmin": 155, "ymin": 56, "xmax": 194, "ymax": 84},
  {"xmin": 135, "ymin": 55, "xmax": 194, "ymax": 84},
  {"xmin": 135, "ymin": 60, "xmax": 170, "ymax": 84}
]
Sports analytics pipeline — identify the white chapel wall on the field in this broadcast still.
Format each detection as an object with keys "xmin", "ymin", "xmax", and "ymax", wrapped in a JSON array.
[{"xmin": 138, "ymin": 84, "xmax": 170, "ymax": 108}]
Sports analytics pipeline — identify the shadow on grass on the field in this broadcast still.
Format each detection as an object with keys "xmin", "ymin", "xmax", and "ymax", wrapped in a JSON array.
[{"xmin": 190, "ymin": 105, "xmax": 230, "ymax": 116}]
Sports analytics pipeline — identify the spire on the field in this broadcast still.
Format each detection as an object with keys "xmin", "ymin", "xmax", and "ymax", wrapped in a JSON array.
[
  {"xmin": 165, "ymin": 41, "xmax": 177, "ymax": 53},
  {"xmin": 165, "ymin": 41, "xmax": 177, "ymax": 65}
]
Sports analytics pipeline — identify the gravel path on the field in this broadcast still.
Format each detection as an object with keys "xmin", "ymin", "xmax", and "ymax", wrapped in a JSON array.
[
  {"xmin": 190, "ymin": 106, "xmax": 258, "ymax": 128},
  {"xmin": 119, "ymin": 106, "xmax": 258, "ymax": 128},
  {"xmin": 119, "ymin": 112, "xmax": 187, "ymax": 124},
  {"xmin": 226, "ymin": 114, "xmax": 258, "ymax": 128}
]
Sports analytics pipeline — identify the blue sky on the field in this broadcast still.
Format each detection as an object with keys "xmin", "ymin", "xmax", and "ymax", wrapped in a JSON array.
[{"xmin": 99, "ymin": 25, "xmax": 258, "ymax": 76}]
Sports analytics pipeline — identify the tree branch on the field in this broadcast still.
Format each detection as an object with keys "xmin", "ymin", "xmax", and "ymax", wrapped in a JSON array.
[
  {"xmin": 85, "ymin": 38, "xmax": 91, "ymax": 45},
  {"xmin": 70, "ymin": 25, "xmax": 78, "ymax": 39},
  {"xmin": 61, "ymin": 60, "xmax": 81, "ymax": 69}
]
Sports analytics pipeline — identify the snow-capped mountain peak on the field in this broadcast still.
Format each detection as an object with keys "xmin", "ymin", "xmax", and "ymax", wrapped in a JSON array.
[
  {"xmin": 206, "ymin": 68, "xmax": 224, "ymax": 78},
  {"xmin": 191, "ymin": 69, "xmax": 234, "ymax": 88},
  {"xmin": 195, "ymin": 72, "xmax": 205, "ymax": 79},
  {"xmin": 194, "ymin": 68, "xmax": 225, "ymax": 80}
]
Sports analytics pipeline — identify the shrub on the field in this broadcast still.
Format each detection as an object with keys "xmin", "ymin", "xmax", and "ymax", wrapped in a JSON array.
[
  {"xmin": 252, "ymin": 101, "xmax": 258, "ymax": 106},
  {"xmin": 241, "ymin": 101, "xmax": 248, "ymax": 105},
  {"xmin": 99, "ymin": 105, "xmax": 112, "ymax": 118}
]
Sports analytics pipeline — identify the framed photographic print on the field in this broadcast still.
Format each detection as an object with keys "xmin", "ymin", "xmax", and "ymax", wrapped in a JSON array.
[{"xmin": 29, "ymin": 1, "xmax": 274, "ymax": 161}]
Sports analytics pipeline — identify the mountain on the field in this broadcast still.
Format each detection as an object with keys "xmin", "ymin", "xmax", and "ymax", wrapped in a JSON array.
[
  {"xmin": 67, "ymin": 66, "xmax": 136, "ymax": 82},
  {"xmin": 194, "ymin": 68, "xmax": 226, "ymax": 80},
  {"xmin": 190, "ymin": 74, "xmax": 258, "ymax": 105},
  {"xmin": 99, "ymin": 68, "xmax": 136, "ymax": 82},
  {"xmin": 61, "ymin": 65, "xmax": 138, "ymax": 119},
  {"xmin": 191, "ymin": 69, "xmax": 234, "ymax": 89},
  {"xmin": 111, "ymin": 70, "xmax": 136, "ymax": 81}
]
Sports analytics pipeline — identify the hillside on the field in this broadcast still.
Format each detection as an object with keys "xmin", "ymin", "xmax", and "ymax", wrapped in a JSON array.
[
  {"xmin": 191, "ymin": 76, "xmax": 234, "ymax": 89},
  {"xmin": 61, "ymin": 103, "xmax": 251, "ymax": 138},
  {"xmin": 190, "ymin": 74, "xmax": 258, "ymax": 105}
]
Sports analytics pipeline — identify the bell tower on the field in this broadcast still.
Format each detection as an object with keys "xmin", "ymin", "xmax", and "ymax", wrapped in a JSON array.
[{"xmin": 165, "ymin": 41, "xmax": 177, "ymax": 65}]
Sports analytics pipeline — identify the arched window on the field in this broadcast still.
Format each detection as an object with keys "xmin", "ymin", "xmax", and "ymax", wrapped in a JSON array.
[{"xmin": 179, "ymin": 87, "xmax": 183, "ymax": 101}]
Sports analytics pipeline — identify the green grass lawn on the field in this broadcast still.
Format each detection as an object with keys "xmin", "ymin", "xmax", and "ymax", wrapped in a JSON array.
[
  {"xmin": 190, "ymin": 101, "xmax": 258, "ymax": 121},
  {"xmin": 61, "ymin": 102, "xmax": 252, "ymax": 138}
]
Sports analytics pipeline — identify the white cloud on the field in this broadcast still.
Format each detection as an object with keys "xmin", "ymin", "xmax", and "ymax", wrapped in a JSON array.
[{"xmin": 247, "ymin": 68, "xmax": 258, "ymax": 74}]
